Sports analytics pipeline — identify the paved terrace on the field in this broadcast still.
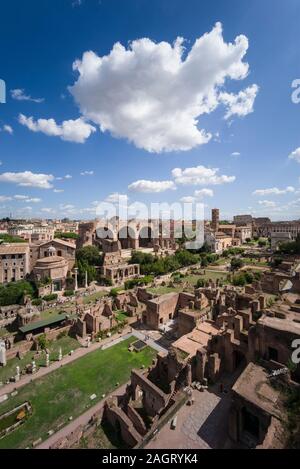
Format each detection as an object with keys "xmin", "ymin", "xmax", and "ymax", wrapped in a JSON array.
[{"xmin": 146, "ymin": 387, "xmax": 232, "ymax": 449}]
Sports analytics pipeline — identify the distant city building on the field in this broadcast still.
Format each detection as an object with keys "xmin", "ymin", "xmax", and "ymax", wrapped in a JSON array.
[
  {"xmin": 206, "ymin": 209, "xmax": 251, "ymax": 253},
  {"xmin": 211, "ymin": 208, "xmax": 220, "ymax": 232},
  {"xmin": 8, "ymin": 224, "xmax": 55, "ymax": 242},
  {"xmin": 258, "ymin": 221, "xmax": 300, "ymax": 240},
  {"xmin": 235, "ymin": 225, "xmax": 252, "ymax": 243},
  {"xmin": 0, "ymin": 243, "xmax": 30, "ymax": 283},
  {"xmin": 271, "ymin": 232, "xmax": 293, "ymax": 250},
  {"xmin": 233, "ymin": 214, "xmax": 253, "ymax": 226}
]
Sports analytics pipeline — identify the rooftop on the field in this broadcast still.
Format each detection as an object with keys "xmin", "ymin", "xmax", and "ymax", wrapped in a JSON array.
[
  {"xmin": 149, "ymin": 292, "xmax": 179, "ymax": 304},
  {"xmin": 0, "ymin": 243, "xmax": 29, "ymax": 254},
  {"xmin": 173, "ymin": 321, "xmax": 220, "ymax": 357},
  {"xmin": 232, "ymin": 362, "xmax": 283, "ymax": 420},
  {"xmin": 19, "ymin": 312, "xmax": 76, "ymax": 334},
  {"xmin": 40, "ymin": 238, "xmax": 76, "ymax": 249},
  {"xmin": 35, "ymin": 255, "xmax": 67, "ymax": 264},
  {"xmin": 258, "ymin": 314, "xmax": 300, "ymax": 335}
]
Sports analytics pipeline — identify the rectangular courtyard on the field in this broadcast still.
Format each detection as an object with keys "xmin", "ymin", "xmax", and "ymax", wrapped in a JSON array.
[{"xmin": 0, "ymin": 337, "xmax": 156, "ymax": 449}]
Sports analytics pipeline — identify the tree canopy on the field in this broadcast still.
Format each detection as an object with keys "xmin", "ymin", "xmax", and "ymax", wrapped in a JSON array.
[
  {"xmin": 0, "ymin": 280, "xmax": 36, "ymax": 306},
  {"xmin": 279, "ymin": 236, "xmax": 300, "ymax": 255}
]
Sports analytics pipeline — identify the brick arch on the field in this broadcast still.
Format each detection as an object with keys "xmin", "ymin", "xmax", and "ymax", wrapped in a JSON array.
[
  {"xmin": 118, "ymin": 226, "xmax": 137, "ymax": 249},
  {"xmin": 138, "ymin": 225, "xmax": 154, "ymax": 248}
]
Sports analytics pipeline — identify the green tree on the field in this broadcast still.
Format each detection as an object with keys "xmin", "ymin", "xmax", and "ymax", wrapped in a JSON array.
[
  {"xmin": 0, "ymin": 234, "xmax": 27, "ymax": 243},
  {"xmin": 196, "ymin": 278, "xmax": 205, "ymax": 288},
  {"xmin": 55, "ymin": 232, "xmax": 79, "ymax": 240},
  {"xmin": 37, "ymin": 334, "xmax": 48, "ymax": 350},
  {"xmin": 76, "ymin": 245, "xmax": 102, "ymax": 266},
  {"xmin": 230, "ymin": 257, "xmax": 244, "ymax": 271},
  {"xmin": 0, "ymin": 280, "xmax": 36, "ymax": 306},
  {"xmin": 279, "ymin": 235, "xmax": 300, "ymax": 255}
]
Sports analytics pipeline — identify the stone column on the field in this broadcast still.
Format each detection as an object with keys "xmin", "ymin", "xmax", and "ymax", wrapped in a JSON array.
[
  {"xmin": 15, "ymin": 366, "xmax": 20, "ymax": 382},
  {"xmin": 46, "ymin": 352, "xmax": 50, "ymax": 367},
  {"xmin": 58, "ymin": 347, "xmax": 62, "ymax": 361},
  {"xmin": 85, "ymin": 270, "xmax": 88, "ymax": 289},
  {"xmin": 0, "ymin": 340, "xmax": 7, "ymax": 367},
  {"xmin": 74, "ymin": 268, "xmax": 78, "ymax": 291}
]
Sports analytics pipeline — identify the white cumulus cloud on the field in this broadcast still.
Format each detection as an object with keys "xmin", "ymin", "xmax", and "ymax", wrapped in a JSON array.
[
  {"xmin": 11, "ymin": 88, "xmax": 44, "ymax": 103},
  {"xmin": 180, "ymin": 196, "xmax": 196, "ymax": 203},
  {"xmin": 41, "ymin": 207, "xmax": 56, "ymax": 214},
  {"xmin": 13, "ymin": 195, "xmax": 41, "ymax": 203},
  {"xmin": 0, "ymin": 171, "xmax": 54, "ymax": 189},
  {"xmin": 23, "ymin": 197, "xmax": 41, "ymax": 203},
  {"xmin": 181, "ymin": 188, "xmax": 213, "ymax": 203},
  {"xmin": 289, "ymin": 147, "xmax": 300, "ymax": 163},
  {"xmin": 194, "ymin": 188, "xmax": 214, "ymax": 198},
  {"xmin": 128, "ymin": 180, "xmax": 176, "ymax": 193},
  {"xmin": 258, "ymin": 200, "xmax": 277, "ymax": 208},
  {"xmin": 2, "ymin": 125, "xmax": 13, "ymax": 135},
  {"xmin": 70, "ymin": 22, "xmax": 256, "ymax": 153},
  {"xmin": 219, "ymin": 84, "xmax": 259, "ymax": 120},
  {"xmin": 80, "ymin": 170, "xmax": 94, "ymax": 176},
  {"xmin": 19, "ymin": 114, "xmax": 96, "ymax": 143},
  {"xmin": 253, "ymin": 186, "xmax": 295, "ymax": 196},
  {"xmin": 172, "ymin": 165, "xmax": 235, "ymax": 186}
]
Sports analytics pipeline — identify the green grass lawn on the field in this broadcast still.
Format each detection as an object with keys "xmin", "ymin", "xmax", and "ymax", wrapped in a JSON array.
[
  {"xmin": 83, "ymin": 291, "xmax": 109, "ymax": 304},
  {"xmin": 148, "ymin": 285, "xmax": 183, "ymax": 295},
  {"xmin": 212, "ymin": 257, "xmax": 230, "ymax": 266},
  {"xmin": 39, "ymin": 308, "xmax": 69, "ymax": 321},
  {"xmin": 0, "ymin": 326, "xmax": 11, "ymax": 339},
  {"xmin": 149, "ymin": 270, "xmax": 229, "ymax": 295},
  {"xmin": 0, "ymin": 336, "xmax": 81, "ymax": 384},
  {"xmin": 201, "ymin": 270, "xmax": 229, "ymax": 281},
  {"xmin": 75, "ymin": 421, "xmax": 121, "ymax": 449},
  {"xmin": 184, "ymin": 271, "xmax": 228, "ymax": 283},
  {"xmin": 0, "ymin": 337, "xmax": 156, "ymax": 449},
  {"xmin": 242, "ymin": 258, "xmax": 269, "ymax": 267},
  {"xmin": 115, "ymin": 311, "xmax": 130, "ymax": 322}
]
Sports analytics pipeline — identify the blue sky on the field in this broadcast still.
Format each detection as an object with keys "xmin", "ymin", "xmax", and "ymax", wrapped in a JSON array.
[{"xmin": 0, "ymin": 0, "xmax": 300, "ymax": 221}]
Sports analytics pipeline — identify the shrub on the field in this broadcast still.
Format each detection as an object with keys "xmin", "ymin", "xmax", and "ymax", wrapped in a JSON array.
[
  {"xmin": 258, "ymin": 238, "xmax": 268, "ymax": 247},
  {"xmin": 37, "ymin": 334, "xmax": 49, "ymax": 350},
  {"xmin": 38, "ymin": 276, "xmax": 52, "ymax": 286},
  {"xmin": 109, "ymin": 288, "xmax": 122, "ymax": 298},
  {"xmin": 196, "ymin": 278, "xmax": 205, "ymax": 288},
  {"xmin": 98, "ymin": 276, "xmax": 113, "ymax": 286},
  {"xmin": 43, "ymin": 293, "xmax": 58, "ymax": 302},
  {"xmin": 232, "ymin": 274, "xmax": 247, "ymax": 286},
  {"xmin": 124, "ymin": 275, "xmax": 154, "ymax": 290},
  {"xmin": 63, "ymin": 290, "xmax": 74, "ymax": 297},
  {"xmin": 31, "ymin": 298, "xmax": 42, "ymax": 306},
  {"xmin": 230, "ymin": 257, "xmax": 244, "ymax": 271},
  {"xmin": 57, "ymin": 330, "xmax": 67, "ymax": 340},
  {"xmin": 254, "ymin": 271, "xmax": 262, "ymax": 280},
  {"xmin": 55, "ymin": 231, "xmax": 79, "ymax": 239},
  {"xmin": 273, "ymin": 257, "xmax": 283, "ymax": 267},
  {"xmin": 232, "ymin": 271, "xmax": 255, "ymax": 287}
]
